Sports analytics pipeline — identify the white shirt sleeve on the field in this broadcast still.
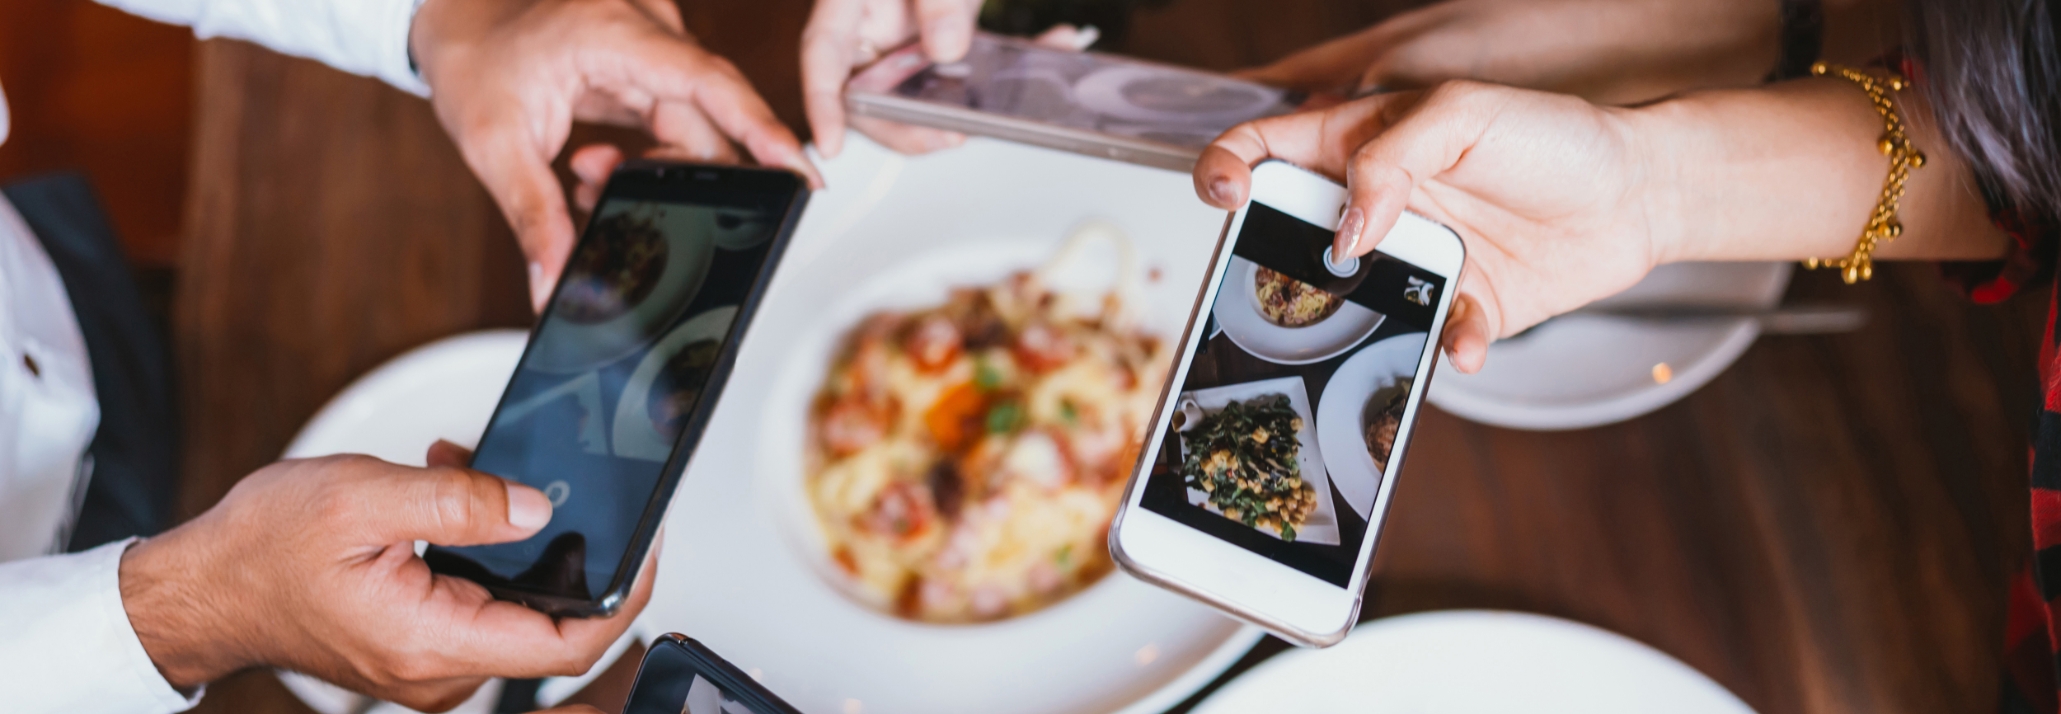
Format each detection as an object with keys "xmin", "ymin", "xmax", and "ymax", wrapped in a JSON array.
[
  {"xmin": 95, "ymin": 0, "xmax": 431, "ymax": 97},
  {"xmin": 0, "ymin": 539, "xmax": 202, "ymax": 714}
]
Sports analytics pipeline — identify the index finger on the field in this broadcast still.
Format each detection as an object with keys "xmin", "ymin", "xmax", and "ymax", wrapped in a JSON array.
[
  {"xmin": 1191, "ymin": 93, "xmax": 1415, "ymax": 209},
  {"xmin": 801, "ymin": 0, "xmax": 868, "ymax": 158}
]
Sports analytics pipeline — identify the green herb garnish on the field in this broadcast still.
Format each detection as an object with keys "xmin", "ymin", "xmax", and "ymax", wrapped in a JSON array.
[
  {"xmin": 986, "ymin": 400, "xmax": 1024, "ymax": 434},
  {"xmin": 974, "ymin": 356, "xmax": 1004, "ymax": 392},
  {"xmin": 1178, "ymin": 394, "xmax": 1316, "ymax": 540}
]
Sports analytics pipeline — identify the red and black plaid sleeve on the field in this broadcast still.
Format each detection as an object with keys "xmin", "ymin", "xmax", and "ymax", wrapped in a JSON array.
[{"xmin": 1968, "ymin": 203, "xmax": 2061, "ymax": 714}]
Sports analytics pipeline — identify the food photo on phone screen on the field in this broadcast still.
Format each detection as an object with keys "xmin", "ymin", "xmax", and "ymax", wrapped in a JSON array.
[{"xmin": 1137, "ymin": 200, "xmax": 1445, "ymax": 587}]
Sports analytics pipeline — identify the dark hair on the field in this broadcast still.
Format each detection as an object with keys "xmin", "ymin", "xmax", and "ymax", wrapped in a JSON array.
[{"xmin": 1906, "ymin": 0, "xmax": 2061, "ymax": 220}]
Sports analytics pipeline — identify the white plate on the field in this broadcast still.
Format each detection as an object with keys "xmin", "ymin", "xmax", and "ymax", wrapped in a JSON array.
[
  {"xmin": 1427, "ymin": 262, "xmax": 1791, "ymax": 431},
  {"xmin": 648, "ymin": 134, "xmax": 1262, "ymax": 714},
  {"xmin": 1213, "ymin": 257, "xmax": 1384, "ymax": 365},
  {"xmin": 1194, "ymin": 610, "xmax": 1756, "ymax": 714},
  {"xmin": 283, "ymin": 330, "xmax": 525, "ymax": 463},
  {"xmin": 1314, "ymin": 333, "xmax": 1427, "ymax": 518},
  {"xmin": 1177, "ymin": 376, "xmax": 1340, "ymax": 545}
]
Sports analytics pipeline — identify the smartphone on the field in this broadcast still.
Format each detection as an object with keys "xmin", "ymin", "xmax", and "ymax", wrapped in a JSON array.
[
  {"xmin": 846, "ymin": 32, "xmax": 1308, "ymax": 171},
  {"xmin": 622, "ymin": 634, "xmax": 801, "ymax": 714},
  {"xmin": 1109, "ymin": 160, "xmax": 1463, "ymax": 647},
  {"xmin": 424, "ymin": 161, "xmax": 809, "ymax": 617}
]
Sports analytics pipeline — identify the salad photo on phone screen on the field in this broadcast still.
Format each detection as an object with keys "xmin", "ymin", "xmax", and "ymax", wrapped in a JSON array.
[{"xmin": 1138, "ymin": 201, "xmax": 1445, "ymax": 587}]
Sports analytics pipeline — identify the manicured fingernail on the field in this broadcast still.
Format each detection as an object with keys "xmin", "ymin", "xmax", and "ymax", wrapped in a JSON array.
[
  {"xmin": 1336, "ymin": 207, "xmax": 1365, "ymax": 256},
  {"xmin": 507, "ymin": 483, "xmax": 552, "ymax": 530},
  {"xmin": 528, "ymin": 261, "xmax": 544, "ymax": 288},
  {"xmin": 1209, "ymin": 177, "xmax": 1236, "ymax": 206},
  {"xmin": 1073, "ymin": 25, "xmax": 1101, "ymax": 50}
]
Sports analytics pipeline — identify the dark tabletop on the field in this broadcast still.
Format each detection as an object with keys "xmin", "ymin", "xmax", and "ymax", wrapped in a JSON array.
[{"xmin": 176, "ymin": 2, "xmax": 2040, "ymax": 713}]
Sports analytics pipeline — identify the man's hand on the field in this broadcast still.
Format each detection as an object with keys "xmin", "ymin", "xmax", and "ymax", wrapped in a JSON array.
[
  {"xmin": 410, "ymin": 0, "xmax": 823, "ymax": 312},
  {"xmin": 119, "ymin": 442, "xmax": 657, "ymax": 712},
  {"xmin": 1238, "ymin": 0, "xmax": 1779, "ymax": 105}
]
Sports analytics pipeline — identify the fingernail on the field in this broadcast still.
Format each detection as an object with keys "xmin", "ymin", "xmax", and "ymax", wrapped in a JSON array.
[
  {"xmin": 1073, "ymin": 25, "xmax": 1102, "ymax": 50},
  {"xmin": 528, "ymin": 261, "xmax": 544, "ymax": 287},
  {"xmin": 927, "ymin": 19, "xmax": 969, "ymax": 60},
  {"xmin": 506, "ymin": 483, "xmax": 552, "ymax": 531},
  {"xmin": 1336, "ymin": 207, "xmax": 1365, "ymax": 256},
  {"xmin": 1208, "ymin": 177, "xmax": 1236, "ymax": 206}
]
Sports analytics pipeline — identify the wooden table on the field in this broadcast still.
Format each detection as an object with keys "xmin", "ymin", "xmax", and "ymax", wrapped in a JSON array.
[{"xmin": 175, "ymin": 1, "xmax": 2040, "ymax": 712}]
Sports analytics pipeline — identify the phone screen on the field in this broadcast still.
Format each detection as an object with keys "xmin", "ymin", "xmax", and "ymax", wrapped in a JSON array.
[
  {"xmin": 1138, "ymin": 201, "xmax": 1446, "ymax": 587},
  {"xmin": 883, "ymin": 34, "xmax": 1306, "ymax": 149},
  {"xmin": 426, "ymin": 169, "xmax": 799, "ymax": 603}
]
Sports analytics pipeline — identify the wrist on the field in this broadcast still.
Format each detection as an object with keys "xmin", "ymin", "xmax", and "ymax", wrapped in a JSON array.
[
  {"xmin": 119, "ymin": 527, "xmax": 252, "ymax": 689},
  {"xmin": 408, "ymin": 0, "xmax": 520, "ymax": 90},
  {"xmin": 1617, "ymin": 97, "xmax": 1702, "ymax": 267}
]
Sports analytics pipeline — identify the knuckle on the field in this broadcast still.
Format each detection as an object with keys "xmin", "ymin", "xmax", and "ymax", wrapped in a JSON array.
[
  {"xmin": 429, "ymin": 469, "xmax": 485, "ymax": 535},
  {"xmin": 380, "ymin": 643, "xmax": 450, "ymax": 684}
]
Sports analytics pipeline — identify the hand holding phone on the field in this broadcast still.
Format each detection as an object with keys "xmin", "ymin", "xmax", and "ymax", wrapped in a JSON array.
[
  {"xmin": 1111, "ymin": 160, "xmax": 1463, "ymax": 647},
  {"xmin": 425, "ymin": 162, "xmax": 810, "ymax": 616}
]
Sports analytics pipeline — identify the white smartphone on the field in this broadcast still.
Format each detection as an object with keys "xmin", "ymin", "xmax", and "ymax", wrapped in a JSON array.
[
  {"xmin": 1109, "ymin": 159, "xmax": 1464, "ymax": 647},
  {"xmin": 845, "ymin": 32, "xmax": 1309, "ymax": 170}
]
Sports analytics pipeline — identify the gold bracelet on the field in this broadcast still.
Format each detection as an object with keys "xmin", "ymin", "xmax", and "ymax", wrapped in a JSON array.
[{"xmin": 1803, "ymin": 61, "xmax": 1927, "ymax": 284}]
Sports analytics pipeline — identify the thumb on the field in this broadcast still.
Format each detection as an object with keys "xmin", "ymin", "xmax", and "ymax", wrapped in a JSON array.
[
  {"xmin": 1441, "ymin": 293, "xmax": 1493, "ymax": 374},
  {"xmin": 373, "ymin": 466, "xmax": 554, "ymax": 546}
]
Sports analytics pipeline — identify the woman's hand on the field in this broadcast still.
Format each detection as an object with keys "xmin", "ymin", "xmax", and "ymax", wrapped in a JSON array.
[
  {"xmin": 1194, "ymin": 76, "xmax": 2008, "ymax": 374},
  {"xmin": 1194, "ymin": 82, "xmax": 1669, "ymax": 373},
  {"xmin": 410, "ymin": 0, "xmax": 823, "ymax": 312},
  {"xmin": 1239, "ymin": 0, "xmax": 1778, "ymax": 105},
  {"xmin": 802, "ymin": 0, "xmax": 984, "ymax": 158},
  {"xmin": 800, "ymin": 0, "xmax": 1096, "ymax": 159}
]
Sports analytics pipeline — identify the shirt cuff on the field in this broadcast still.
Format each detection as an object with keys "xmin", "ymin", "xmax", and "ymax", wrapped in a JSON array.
[
  {"xmin": 96, "ymin": 0, "xmax": 432, "ymax": 98},
  {"xmin": 375, "ymin": 0, "xmax": 433, "ymax": 97},
  {"xmin": 0, "ymin": 538, "xmax": 202, "ymax": 713}
]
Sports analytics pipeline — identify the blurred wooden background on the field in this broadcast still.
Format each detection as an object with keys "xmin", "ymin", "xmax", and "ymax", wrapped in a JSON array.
[{"xmin": 0, "ymin": 1, "xmax": 2040, "ymax": 713}]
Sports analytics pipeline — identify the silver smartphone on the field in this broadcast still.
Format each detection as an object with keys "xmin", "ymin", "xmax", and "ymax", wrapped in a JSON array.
[
  {"xmin": 845, "ymin": 32, "xmax": 1310, "ymax": 170},
  {"xmin": 1109, "ymin": 160, "xmax": 1464, "ymax": 647}
]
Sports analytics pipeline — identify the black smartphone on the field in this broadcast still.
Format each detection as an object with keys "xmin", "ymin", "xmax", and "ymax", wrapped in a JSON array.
[
  {"xmin": 622, "ymin": 635, "xmax": 800, "ymax": 714},
  {"xmin": 424, "ymin": 161, "xmax": 809, "ymax": 616}
]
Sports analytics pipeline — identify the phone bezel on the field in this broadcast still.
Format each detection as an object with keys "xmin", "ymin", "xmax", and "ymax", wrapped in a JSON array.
[
  {"xmin": 625, "ymin": 634, "xmax": 803, "ymax": 714},
  {"xmin": 1108, "ymin": 159, "xmax": 1464, "ymax": 647},
  {"xmin": 423, "ymin": 161, "xmax": 810, "ymax": 617}
]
